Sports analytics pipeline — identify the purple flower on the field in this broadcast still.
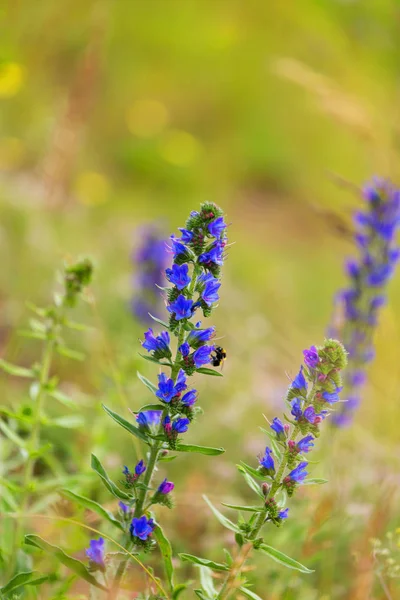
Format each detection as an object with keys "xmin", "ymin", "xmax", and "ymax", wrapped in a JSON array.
[
  {"xmin": 367, "ymin": 264, "xmax": 393, "ymax": 286},
  {"xmin": 170, "ymin": 236, "xmax": 187, "ymax": 258},
  {"xmin": 119, "ymin": 501, "xmax": 130, "ymax": 514},
  {"xmin": 166, "ymin": 263, "xmax": 191, "ymax": 290},
  {"xmin": 291, "ymin": 367, "xmax": 307, "ymax": 394},
  {"xmin": 167, "ymin": 295, "xmax": 194, "ymax": 320},
  {"xmin": 278, "ymin": 508, "xmax": 289, "ymax": 520},
  {"xmin": 259, "ymin": 447, "xmax": 275, "ymax": 475},
  {"xmin": 201, "ymin": 278, "xmax": 221, "ymax": 306},
  {"xmin": 322, "ymin": 387, "xmax": 342, "ymax": 404},
  {"xmin": 208, "ymin": 217, "xmax": 227, "ymax": 238},
  {"xmin": 199, "ymin": 241, "xmax": 225, "ymax": 267},
  {"xmin": 193, "ymin": 345, "xmax": 214, "ymax": 368},
  {"xmin": 135, "ymin": 460, "xmax": 146, "ymax": 476},
  {"xmin": 156, "ymin": 373, "xmax": 177, "ymax": 403},
  {"xmin": 270, "ymin": 417, "xmax": 285, "ymax": 440},
  {"xmin": 130, "ymin": 516, "xmax": 155, "ymax": 541},
  {"xmin": 142, "ymin": 329, "xmax": 170, "ymax": 356},
  {"xmin": 179, "ymin": 228, "xmax": 194, "ymax": 243},
  {"xmin": 175, "ymin": 369, "xmax": 187, "ymax": 393},
  {"xmin": 187, "ymin": 327, "xmax": 215, "ymax": 347},
  {"xmin": 303, "ymin": 345, "xmax": 319, "ymax": 369},
  {"xmin": 179, "ymin": 342, "xmax": 190, "ymax": 357},
  {"xmin": 290, "ymin": 398, "xmax": 303, "ymax": 420},
  {"xmin": 173, "ymin": 418, "xmax": 190, "ymax": 433},
  {"xmin": 287, "ymin": 461, "xmax": 308, "ymax": 484},
  {"xmin": 181, "ymin": 389, "xmax": 197, "ymax": 406},
  {"xmin": 297, "ymin": 435, "xmax": 314, "ymax": 453},
  {"xmin": 137, "ymin": 410, "xmax": 162, "ymax": 429},
  {"xmin": 86, "ymin": 538, "xmax": 105, "ymax": 568},
  {"xmin": 158, "ymin": 478, "xmax": 175, "ymax": 494}
]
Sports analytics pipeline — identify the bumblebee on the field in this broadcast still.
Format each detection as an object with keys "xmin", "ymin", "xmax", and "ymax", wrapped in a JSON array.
[{"xmin": 211, "ymin": 346, "xmax": 227, "ymax": 367}]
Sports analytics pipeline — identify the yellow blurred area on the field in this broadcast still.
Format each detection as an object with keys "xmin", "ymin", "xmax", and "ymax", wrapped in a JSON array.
[
  {"xmin": 0, "ymin": 137, "xmax": 25, "ymax": 169},
  {"xmin": 159, "ymin": 129, "xmax": 201, "ymax": 166},
  {"xmin": 126, "ymin": 99, "xmax": 169, "ymax": 138},
  {"xmin": 74, "ymin": 171, "xmax": 110, "ymax": 206},
  {"xmin": 0, "ymin": 63, "xmax": 24, "ymax": 98}
]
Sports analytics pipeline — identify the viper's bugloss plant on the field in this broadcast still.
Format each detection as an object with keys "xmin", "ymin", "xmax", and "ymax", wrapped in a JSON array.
[
  {"xmin": 329, "ymin": 178, "xmax": 400, "ymax": 426},
  {"xmin": 185, "ymin": 339, "xmax": 347, "ymax": 600},
  {"xmin": 0, "ymin": 258, "xmax": 93, "ymax": 590},
  {"xmin": 79, "ymin": 202, "xmax": 229, "ymax": 598},
  {"xmin": 131, "ymin": 224, "xmax": 170, "ymax": 323}
]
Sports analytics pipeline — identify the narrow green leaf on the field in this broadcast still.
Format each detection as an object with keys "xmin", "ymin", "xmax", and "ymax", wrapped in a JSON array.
[
  {"xmin": 91, "ymin": 454, "xmax": 130, "ymax": 501},
  {"xmin": 24, "ymin": 535, "xmax": 108, "ymax": 590},
  {"xmin": 49, "ymin": 415, "xmax": 85, "ymax": 428},
  {"xmin": 199, "ymin": 566, "xmax": 217, "ymax": 598},
  {"xmin": 48, "ymin": 389, "xmax": 77, "ymax": 408},
  {"xmin": 137, "ymin": 372, "xmax": 158, "ymax": 395},
  {"xmin": 259, "ymin": 427, "xmax": 282, "ymax": 457},
  {"xmin": 0, "ymin": 359, "xmax": 33, "ymax": 378},
  {"xmin": 221, "ymin": 503, "xmax": 263, "ymax": 513},
  {"xmin": 139, "ymin": 354, "xmax": 172, "ymax": 367},
  {"xmin": 148, "ymin": 314, "xmax": 170, "ymax": 329},
  {"xmin": 194, "ymin": 590, "xmax": 209, "ymax": 600},
  {"xmin": 172, "ymin": 583, "xmax": 190, "ymax": 599},
  {"xmin": 0, "ymin": 421, "xmax": 27, "ymax": 448},
  {"xmin": 258, "ymin": 543, "xmax": 314, "ymax": 574},
  {"xmin": 158, "ymin": 454, "xmax": 177, "ymax": 462},
  {"xmin": 56, "ymin": 346, "xmax": 85, "ymax": 361},
  {"xmin": 132, "ymin": 403, "xmax": 164, "ymax": 414},
  {"xmin": 179, "ymin": 554, "xmax": 228, "ymax": 572},
  {"xmin": 202, "ymin": 496, "xmax": 241, "ymax": 534},
  {"xmin": 64, "ymin": 320, "xmax": 93, "ymax": 331},
  {"xmin": 153, "ymin": 523, "xmax": 174, "ymax": 589},
  {"xmin": 0, "ymin": 571, "xmax": 47, "ymax": 595},
  {"xmin": 239, "ymin": 462, "xmax": 266, "ymax": 481},
  {"xmin": 176, "ymin": 444, "xmax": 225, "ymax": 456},
  {"xmin": 102, "ymin": 404, "xmax": 149, "ymax": 443},
  {"xmin": 237, "ymin": 466, "xmax": 264, "ymax": 499},
  {"xmin": 239, "ymin": 586, "xmax": 264, "ymax": 600},
  {"xmin": 61, "ymin": 489, "xmax": 124, "ymax": 531},
  {"xmin": 302, "ymin": 478, "xmax": 328, "ymax": 486},
  {"xmin": 195, "ymin": 368, "xmax": 223, "ymax": 377}
]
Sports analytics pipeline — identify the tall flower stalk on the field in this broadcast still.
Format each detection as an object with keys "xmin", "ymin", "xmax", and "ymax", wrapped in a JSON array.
[
  {"xmin": 329, "ymin": 178, "xmax": 400, "ymax": 426},
  {"xmin": 186, "ymin": 340, "xmax": 347, "ymax": 600},
  {"xmin": 93, "ymin": 203, "xmax": 228, "ymax": 598}
]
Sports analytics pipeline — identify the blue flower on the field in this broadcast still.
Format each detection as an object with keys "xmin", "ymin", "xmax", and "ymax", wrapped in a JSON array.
[
  {"xmin": 208, "ymin": 216, "xmax": 227, "ymax": 238},
  {"xmin": 278, "ymin": 508, "xmax": 289, "ymax": 520},
  {"xmin": 303, "ymin": 345, "xmax": 319, "ymax": 369},
  {"xmin": 175, "ymin": 369, "xmax": 187, "ymax": 393},
  {"xmin": 166, "ymin": 263, "xmax": 191, "ymax": 290},
  {"xmin": 179, "ymin": 342, "xmax": 190, "ymax": 357},
  {"xmin": 181, "ymin": 389, "xmax": 197, "ymax": 406},
  {"xmin": 199, "ymin": 241, "xmax": 225, "ymax": 267},
  {"xmin": 136, "ymin": 410, "xmax": 162, "ymax": 429},
  {"xmin": 170, "ymin": 236, "xmax": 187, "ymax": 258},
  {"xmin": 367, "ymin": 264, "xmax": 393, "ymax": 286},
  {"xmin": 142, "ymin": 329, "xmax": 170, "ymax": 356},
  {"xmin": 158, "ymin": 478, "xmax": 175, "ymax": 494},
  {"xmin": 297, "ymin": 435, "xmax": 314, "ymax": 453},
  {"xmin": 187, "ymin": 327, "xmax": 215, "ymax": 347},
  {"xmin": 290, "ymin": 398, "xmax": 303, "ymax": 420},
  {"xmin": 322, "ymin": 387, "xmax": 342, "ymax": 404},
  {"xmin": 291, "ymin": 367, "xmax": 307, "ymax": 394},
  {"xmin": 156, "ymin": 373, "xmax": 177, "ymax": 403},
  {"xmin": 167, "ymin": 295, "xmax": 194, "ymax": 320},
  {"xmin": 119, "ymin": 501, "xmax": 130, "ymax": 514},
  {"xmin": 173, "ymin": 418, "xmax": 190, "ymax": 433},
  {"xmin": 193, "ymin": 345, "xmax": 214, "ymax": 368},
  {"xmin": 287, "ymin": 461, "xmax": 308, "ymax": 484},
  {"xmin": 179, "ymin": 228, "xmax": 194, "ymax": 243},
  {"xmin": 86, "ymin": 538, "xmax": 105, "ymax": 568},
  {"xmin": 270, "ymin": 417, "xmax": 286, "ymax": 440},
  {"xmin": 259, "ymin": 447, "xmax": 275, "ymax": 475},
  {"xmin": 130, "ymin": 516, "xmax": 155, "ymax": 541},
  {"xmin": 201, "ymin": 278, "xmax": 221, "ymax": 306},
  {"xmin": 135, "ymin": 460, "xmax": 146, "ymax": 475}
]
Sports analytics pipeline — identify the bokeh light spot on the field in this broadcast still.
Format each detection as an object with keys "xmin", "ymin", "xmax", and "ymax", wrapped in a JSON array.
[
  {"xmin": 74, "ymin": 171, "xmax": 110, "ymax": 206},
  {"xmin": 159, "ymin": 130, "xmax": 201, "ymax": 166},
  {"xmin": 126, "ymin": 99, "xmax": 169, "ymax": 138},
  {"xmin": 0, "ymin": 63, "xmax": 24, "ymax": 98}
]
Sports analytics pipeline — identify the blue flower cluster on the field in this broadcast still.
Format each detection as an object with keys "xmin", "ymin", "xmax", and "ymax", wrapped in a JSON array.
[
  {"xmin": 131, "ymin": 224, "xmax": 170, "ymax": 323},
  {"xmin": 255, "ymin": 340, "xmax": 347, "ymax": 525},
  {"xmin": 329, "ymin": 178, "xmax": 400, "ymax": 426}
]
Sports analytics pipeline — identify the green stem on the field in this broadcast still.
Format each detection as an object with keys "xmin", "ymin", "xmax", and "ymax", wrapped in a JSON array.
[{"xmin": 9, "ymin": 335, "xmax": 55, "ymax": 576}]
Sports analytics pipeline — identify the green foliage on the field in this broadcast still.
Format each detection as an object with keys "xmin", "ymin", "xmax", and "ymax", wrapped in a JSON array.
[
  {"xmin": 257, "ymin": 544, "xmax": 314, "ymax": 574},
  {"xmin": 102, "ymin": 404, "xmax": 150, "ymax": 443},
  {"xmin": 91, "ymin": 454, "xmax": 130, "ymax": 501}
]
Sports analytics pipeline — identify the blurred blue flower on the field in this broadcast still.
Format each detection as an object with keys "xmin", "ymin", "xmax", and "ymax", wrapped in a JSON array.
[
  {"xmin": 130, "ymin": 516, "xmax": 155, "ymax": 541},
  {"xmin": 86, "ymin": 538, "xmax": 105, "ymax": 568}
]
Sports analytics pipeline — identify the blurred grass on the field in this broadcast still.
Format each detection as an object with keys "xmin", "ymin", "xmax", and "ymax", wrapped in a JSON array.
[{"xmin": 1, "ymin": 1, "xmax": 400, "ymax": 598}]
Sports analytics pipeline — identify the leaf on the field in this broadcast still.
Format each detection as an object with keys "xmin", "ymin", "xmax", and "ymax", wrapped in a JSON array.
[
  {"xmin": 102, "ymin": 405, "xmax": 149, "ymax": 443},
  {"xmin": 0, "ymin": 420, "xmax": 27, "ymax": 449},
  {"xmin": 56, "ymin": 346, "xmax": 85, "ymax": 361},
  {"xmin": 91, "ymin": 454, "xmax": 130, "ymax": 501},
  {"xmin": 0, "ymin": 359, "xmax": 33, "ymax": 378},
  {"xmin": 237, "ymin": 467, "xmax": 264, "ymax": 499},
  {"xmin": 172, "ymin": 583, "xmax": 190, "ymax": 599},
  {"xmin": 24, "ymin": 535, "xmax": 108, "ymax": 591},
  {"xmin": 239, "ymin": 462, "xmax": 266, "ymax": 481},
  {"xmin": 202, "ymin": 496, "xmax": 241, "ymax": 534},
  {"xmin": 158, "ymin": 454, "xmax": 177, "ymax": 462},
  {"xmin": 199, "ymin": 566, "xmax": 217, "ymax": 598},
  {"xmin": 148, "ymin": 314, "xmax": 170, "ymax": 329},
  {"xmin": 195, "ymin": 368, "xmax": 223, "ymax": 377},
  {"xmin": 48, "ymin": 389, "xmax": 77, "ymax": 408},
  {"xmin": 258, "ymin": 543, "xmax": 314, "ymax": 574},
  {"xmin": 0, "ymin": 571, "xmax": 48, "ymax": 595},
  {"xmin": 239, "ymin": 586, "xmax": 264, "ymax": 600},
  {"xmin": 132, "ymin": 403, "xmax": 164, "ymax": 414},
  {"xmin": 61, "ymin": 490, "xmax": 124, "ymax": 531},
  {"xmin": 139, "ymin": 354, "xmax": 172, "ymax": 367},
  {"xmin": 49, "ymin": 415, "xmax": 85, "ymax": 428},
  {"xmin": 221, "ymin": 503, "xmax": 262, "ymax": 513},
  {"xmin": 176, "ymin": 444, "xmax": 225, "ymax": 456},
  {"xmin": 302, "ymin": 478, "xmax": 328, "ymax": 486},
  {"xmin": 195, "ymin": 590, "xmax": 209, "ymax": 600},
  {"xmin": 259, "ymin": 427, "xmax": 282, "ymax": 457},
  {"xmin": 153, "ymin": 523, "xmax": 174, "ymax": 590},
  {"xmin": 179, "ymin": 554, "xmax": 228, "ymax": 572},
  {"xmin": 137, "ymin": 372, "xmax": 158, "ymax": 395}
]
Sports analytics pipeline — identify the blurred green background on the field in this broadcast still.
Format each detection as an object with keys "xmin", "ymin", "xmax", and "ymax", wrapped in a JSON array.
[{"xmin": 1, "ymin": 1, "xmax": 400, "ymax": 598}]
